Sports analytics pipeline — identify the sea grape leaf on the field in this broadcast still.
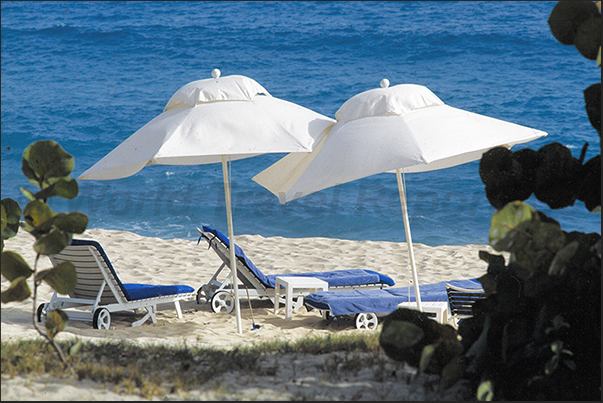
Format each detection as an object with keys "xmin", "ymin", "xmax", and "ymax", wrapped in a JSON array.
[
  {"xmin": 34, "ymin": 178, "xmax": 79, "ymax": 201},
  {"xmin": 22, "ymin": 140, "xmax": 74, "ymax": 187},
  {"xmin": 549, "ymin": 241, "xmax": 579, "ymax": 276},
  {"xmin": 20, "ymin": 187, "xmax": 36, "ymax": 202},
  {"xmin": 1, "ymin": 251, "xmax": 33, "ymax": 281},
  {"xmin": 49, "ymin": 212, "xmax": 88, "ymax": 234},
  {"xmin": 419, "ymin": 343, "xmax": 436, "ymax": 374},
  {"xmin": 45, "ymin": 309, "xmax": 68, "ymax": 340},
  {"xmin": 477, "ymin": 274, "xmax": 497, "ymax": 295},
  {"xmin": 380, "ymin": 319, "xmax": 425, "ymax": 349},
  {"xmin": 573, "ymin": 17, "xmax": 601, "ymax": 60},
  {"xmin": 33, "ymin": 229, "xmax": 69, "ymax": 256},
  {"xmin": 489, "ymin": 201, "xmax": 537, "ymax": 252},
  {"xmin": 23, "ymin": 200, "xmax": 54, "ymax": 229},
  {"xmin": 49, "ymin": 178, "xmax": 79, "ymax": 199},
  {"xmin": 547, "ymin": 1, "xmax": 600, "ymax": 45},
  {"xmin": 477, "ymin": 380, "xmax": 494, "ymax": 401},
  {"xmin": 1, "ymin": 198, "xmax": 22, "ymax": 240},
  {"xmin": 0, "ymin": 276, "xmax": 31, "ymax": 303},
  {"xmin": 440, "ymin": 357, "xmax": 465, "ymax": 390},
  {"xmin": 37, "ymin": 262, "xmax": 77, "ymax": 295}
]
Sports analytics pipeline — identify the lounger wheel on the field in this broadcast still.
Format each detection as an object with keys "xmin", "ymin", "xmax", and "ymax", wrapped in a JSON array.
[
  {"xmin": 196, "ymin": 287, "xmax": 205, "ymax": 304},
  {"xmin": 320, "ymin": 310, "xmax": 332, "ymax": 321},
  {"xmin": 93, "ymin": 308, "xmax": 111, "ymax": 330},
  {"xmin": 210, "ymin": 290, "xmax": 235, "ymax": 314},
  {"xmin": 355, "ymin": 312, "xmax": 378, "ymax": 330},
  {"xmin": 36, "ymin": 303, "xmax": 47, "ymax": 323},
  {"xmin": 197, "ymin": 283, "xmax": 217, "ymax": 304}
]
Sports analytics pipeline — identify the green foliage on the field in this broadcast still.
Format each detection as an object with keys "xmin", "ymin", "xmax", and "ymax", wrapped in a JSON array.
[
  {"xmin": 1, "ymin": 198, "xmax": 22, "ymax": 251},
  {"xmin": 380, "ymin": 308, "xmax": 465, "ymax": 389},
  {"xmin": 379, "ymin": 3, "xmax": 600, "ymax": 400},
  {"xmin": 1, "ymin": 139, "xmax": 88, "ymax": 366}
]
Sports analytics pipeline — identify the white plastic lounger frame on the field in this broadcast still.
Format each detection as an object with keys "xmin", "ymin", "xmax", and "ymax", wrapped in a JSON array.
[
  {"xmin": 42, "ymin": 241, "xmax": 196, "ymax": 329},
  {"xmin": 196, "ymin": 229, "xmax": 293, "ymax": 314}
]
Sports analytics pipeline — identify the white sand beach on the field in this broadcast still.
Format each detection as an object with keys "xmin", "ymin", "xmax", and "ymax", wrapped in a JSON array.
[{"xmin": 1, "ymin": 228, "xmax": 498, "ymax": 400}]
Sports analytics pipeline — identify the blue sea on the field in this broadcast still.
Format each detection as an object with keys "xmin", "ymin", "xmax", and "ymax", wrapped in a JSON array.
[{"xmin": 1, "ymin": 1, "xmax": 600, "ymax": 246}]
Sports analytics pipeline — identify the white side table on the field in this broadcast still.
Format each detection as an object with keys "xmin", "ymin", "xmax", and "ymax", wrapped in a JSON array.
[
  {"xmin": 274, "ymin": 276, "xmax": 329, "ymax": 320},
  {"xmin": 397, "ymin": 301, "xmax": 449, "ymax": 324}
]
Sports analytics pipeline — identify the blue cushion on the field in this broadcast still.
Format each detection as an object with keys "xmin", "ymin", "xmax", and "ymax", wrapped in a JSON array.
[
  {"xmin": 201, "ymin": 225, "xmax": 395, "ymax": 288},
  {"xmin": 123, "ymin": 283, "xmax": 195, "ymax": 300}
]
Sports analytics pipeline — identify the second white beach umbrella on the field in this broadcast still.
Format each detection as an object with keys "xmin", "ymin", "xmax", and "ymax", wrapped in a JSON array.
[
  {"xmin": 79, "ymin": 69, "xmax": 335, "ymax": 334},
  {"xmin": 253, "ymin": 79, "xmax": 547, "ymax": 311}
]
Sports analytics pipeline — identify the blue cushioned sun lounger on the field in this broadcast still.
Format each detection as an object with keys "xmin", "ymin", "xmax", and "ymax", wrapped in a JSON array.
[
  {"xmin": 304, "ymin": 278, "xmax": 483, "ymax": 330},
  {"xmin": 44, "ymin": 239, "xmax": 196, "ymax": 329},
  {"xmin": 196, "ymin": 226, "xmax": 395, "ymax": 314}
]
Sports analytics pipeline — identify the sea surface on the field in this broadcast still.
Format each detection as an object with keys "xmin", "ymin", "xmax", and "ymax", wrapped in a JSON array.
[{"xmin": 1, "ymin": 1, "xmax": 600, "ymax": 246}]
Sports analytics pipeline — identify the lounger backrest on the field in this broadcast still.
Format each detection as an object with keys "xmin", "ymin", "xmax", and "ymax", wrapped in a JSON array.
[
  {"xmin": 48, "ymin": 239, "xmax": 131, "ymax": 304},
  {"xmin": 200, "ymin": 226, "xmax": 271, "ymax": 289},
  {"xmin": 446, "ymin": 283, "xmax": 486, "ymax": 318}
]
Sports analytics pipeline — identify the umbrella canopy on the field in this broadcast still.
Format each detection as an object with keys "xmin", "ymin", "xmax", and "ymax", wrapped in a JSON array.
[
  {"xmin": 80, "ymin": 71, "xmax": 332, "ymax": 180},
  {"xmin": 253, "ymin": 79, "xmax": 547, "ymax": 310},
  {"xmin": 79, "ymin": 70, "xmax": 335, "ymax": 333}
]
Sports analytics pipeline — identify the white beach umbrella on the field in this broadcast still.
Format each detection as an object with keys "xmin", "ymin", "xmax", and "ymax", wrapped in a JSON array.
[
  {"xmin": 79, "ymin": 69, "xmax": 335, "ymax": 333},
  {"xmin": 253, "ymin": 79, "xmax": 547, "ymax": 310}
]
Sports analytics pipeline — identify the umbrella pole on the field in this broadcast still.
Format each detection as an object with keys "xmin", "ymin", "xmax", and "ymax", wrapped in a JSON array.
[
  {"xmin": 396, "ymin": 169, "xmax": 423, "ymax": 311},
  {"xmin": 222, "ymin": 155, "xmax": 243, "ymax": 334}
]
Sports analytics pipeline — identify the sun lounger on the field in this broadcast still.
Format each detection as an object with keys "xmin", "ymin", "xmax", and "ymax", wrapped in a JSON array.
[
  {"xmin": 41, "ymin": 239, "xmax": 196, "ymax": 329},
  {"xmin": 303, "ymin": 278, "xmax": 483, "ymax": 330},
  {"xmin": 196, "ymin": 226, "xmax": 395, "ymax": 314}
]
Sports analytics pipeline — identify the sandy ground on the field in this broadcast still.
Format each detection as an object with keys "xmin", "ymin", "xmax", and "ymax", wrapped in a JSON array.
[{"xmin": 1, "ymin": 228, "xmax": 497, "ymax": 400}]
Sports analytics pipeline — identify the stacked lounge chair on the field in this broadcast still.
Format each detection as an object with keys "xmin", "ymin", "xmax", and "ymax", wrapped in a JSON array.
[{"xmin": 303, "ymin": 278, "xmax": 485, "ymax": 330}]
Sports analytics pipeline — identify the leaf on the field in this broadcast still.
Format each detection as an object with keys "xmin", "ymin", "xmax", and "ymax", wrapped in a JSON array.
[
  {"xmin": 0, "ymin": 276, "xmax": 31, "ymax": 303},
  {"xmin": 380, "ymin": 320, "xmax": 425, "ymax": 349},
  {"xmin": 418, "ymin": 343, "xmax": 436, "ymax": 374},
  {"xmin": 45, "ymin": 309, "xmax": 68, "ymax": 340},
  {"xmin": 23, "ymin": 200, "xmax": 54, "ymax": 229},
  {"xmin": 20, "ymin": 187, "xmax": 36, "ymax": 202},
  {"xmin": 477, "ymin": 274, "xmax": 497, "ymax": 295},
  {"xmin": 477, "ymin": 380, "xmax": 494, "ymax": 401},
  {"xmin": 22, "ymin": 140, "xmax": 74, "ymax": 188},
  {"xmin": 34, "ymin": 178, "xmax": 79, "ymax": 201},
  {"xmin": 545, "ymin": 354, "xmax": 559, "ymax": 375},
  {"xmin": 1, "ymin": 251, "xmax": 33, "ymax": 281},
  {"xmin": 1, "ymin": 198, "xmax": 22, "ymax": 240},
  {"xmin": 563, "ymin": 358, "xmax": 577, "ymax": 371},
  {"xmin": 38, "ymin": 262, "xmax": 77, "ymax": 295},
  {"xmin": 50, "ymin": 178, "xmax": 79, "ymax": 199},
  {"xmin": 489, "ymin": 201, "xmax": 537, "ymax": 252},
  {"xmin": 49, "ymin": 212, "xmax": 88, "ymax": 234},
  {"xmin": 530, "ymin": 220, "xmax": 565, "ymax": 254},
  {"xmin": 549, "ymin": 241, "xmax": 579, "ymax": 276},
  {"xmin": 33, "ymin": 229, "xmax": 69, "ymax": 256},
  {"xmin": 440, "ymin": 357, "xmax": 465, "ymax": 390},
  {"xmin": 478, "ymin": 250, "xmax": 505, "ymax": 265},
  {"xmin": 69, "ymin": 339, "xmax": 83, "ymax": 356}
]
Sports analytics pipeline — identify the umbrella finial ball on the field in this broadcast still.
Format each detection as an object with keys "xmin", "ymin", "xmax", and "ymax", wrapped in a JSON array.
[
  {"xmin": 380, "ymin": 79, "xmax": 390, "ymax": 88},
  {"xmin": 211, "ymin": 69, "xmax": 221, "ymax": 79}
]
